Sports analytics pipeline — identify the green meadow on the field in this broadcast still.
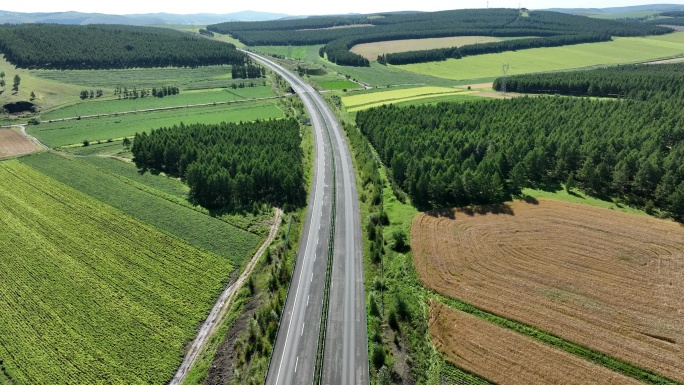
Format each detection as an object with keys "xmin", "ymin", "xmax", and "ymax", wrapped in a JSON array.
[
  {"xmin": 400, "ymin": 33, "xmax": 684, "ymax": 80},
  {"xmin": 28, "ymin": 100, "xmax": 284, "ymax": 147}
]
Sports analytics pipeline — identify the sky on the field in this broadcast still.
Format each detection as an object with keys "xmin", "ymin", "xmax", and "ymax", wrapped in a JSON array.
[{"xmin": 3, "ymin": 0, "xmax": 684, "ymax": 16}]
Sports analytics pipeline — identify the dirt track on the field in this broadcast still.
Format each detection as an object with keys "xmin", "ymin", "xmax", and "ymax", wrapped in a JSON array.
[
  {"xmin": 413, "ymin": 199, "xmax": 684, "ymax": 382},
  {"xmin": 169, "ymin": 208, "xmax": 282, "ymax": 385},
  {"xmin": 429, "ymin": 302, "xmax": 642, "ymax": 385},
  {"xmin": 0, "ymin": 129, "xmax": 40, "ymax": 158}
]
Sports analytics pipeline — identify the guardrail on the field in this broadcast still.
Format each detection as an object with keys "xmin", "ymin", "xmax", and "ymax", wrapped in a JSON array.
[{"xmin": 312, "ymin": 101, "xmax": 337, "ymax": 385}]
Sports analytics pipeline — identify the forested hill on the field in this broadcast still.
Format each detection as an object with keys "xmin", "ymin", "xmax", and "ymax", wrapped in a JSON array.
[
  {"xmin": 208, "ymin": 9, "xmax": 671, "ymax": 66},
  {"xmin": 356, "ymin": 63, "xmax": 684, "ymax": 219},
  {"xmin": 0, "ymin": 24, "xmax": 249, "ymax": 69},
  {"xmin": 494, "ymin": 62, "xmax": 684, "ymax": 99}
]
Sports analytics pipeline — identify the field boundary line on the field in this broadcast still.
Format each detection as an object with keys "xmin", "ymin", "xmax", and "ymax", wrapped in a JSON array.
[
  {"xmin": 13, "ymin": 124, "xmax": 50, "ymax": 150},
  {"xmin": 169, "ymin": 207, "xmax": 282, "ymax": 385},
  {"xmin": 41, "ymin": 94, "xmax": 290, "ymax": 124},
  {"xmin": 437, "ymin": 295, "xmax": 682, "ymax": 385}
]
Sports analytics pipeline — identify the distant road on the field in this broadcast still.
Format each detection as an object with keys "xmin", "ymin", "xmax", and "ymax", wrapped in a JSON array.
[{"xmin": 245, "ymin": 52, "xmax": 369, "ymax": 385}]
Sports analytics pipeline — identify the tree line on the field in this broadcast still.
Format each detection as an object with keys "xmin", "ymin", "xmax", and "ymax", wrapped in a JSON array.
[
  {"xmin": 131, "ymin": 119, "xmax": 305, "ymax": 210},
  {"xmin": 356, "ymin": 80, "xmax": 684, "ymax": 219},
  {"xmin": 232, "ymin": 63, "xmax": 266, "ymax": 79},
  {"xmin": 377, "ymin": 34, "xmax": 610, "ymax": 65},
  {"xmin": 0, "ymin": 24, "xmax": 249, "ymax": 69},
  {"xmin": 493, "ymin": 62, "xmax": 684, "ymax": 100},
  {"xmin": 208, "ymin": 9, "xmax": 671, "ymax": 67}
]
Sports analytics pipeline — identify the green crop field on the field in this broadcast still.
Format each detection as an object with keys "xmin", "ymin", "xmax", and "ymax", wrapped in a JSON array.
[
  {"xmin": 252, "ymin": 45, "xmax": 322, "ymax": 61},
  {"xmin": 28, "ymin": 100, "xmax": 284, "ymax": 147},
  {"xmin": 318, "ymin": 80, "xmax": 361, "ymax": 90},
  {"xmin": 81, "ymin": 156, "xmax": 190, "ymax": 199},
  {"xmin": 31, "ymin": 65, "xmax": 235, "ymax": 89},
  {"xmin": 21, "ymin": 153, "xmax": 260, "ymax": 265},
  {"xmin": 342, "ymin": 86, "xmax": 475, "ymax": 111},
  {"xmin": 399, "ymin": 33, "xmax": 684, "ymax": 80},
  {"xmin": 0, "ymin": 160, "xmax": 234, "ymax": 384},
  {"xmin": 41, "ymin": 86, "xmax": 274, "ymax": 120}
]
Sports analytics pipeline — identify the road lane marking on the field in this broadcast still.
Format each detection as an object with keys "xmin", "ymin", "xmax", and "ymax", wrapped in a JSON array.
[
  {"xmin": 295, "ymin": 356, "xmax": 299, "ymax": 373},
  {"xmin": 301, "ymin": 322, "xmax": 305, "ymax": 336}
]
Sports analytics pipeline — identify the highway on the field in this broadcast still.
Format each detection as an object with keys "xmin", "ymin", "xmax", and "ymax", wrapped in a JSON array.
[{"xmin": 244, "ymin": 52, "xmax": 369, "ymax": 385}]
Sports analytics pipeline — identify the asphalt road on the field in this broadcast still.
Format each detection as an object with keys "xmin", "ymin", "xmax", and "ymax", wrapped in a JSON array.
[{"xmin": 246, "ymin": 52, "xmax": 368, "ymax": 385}]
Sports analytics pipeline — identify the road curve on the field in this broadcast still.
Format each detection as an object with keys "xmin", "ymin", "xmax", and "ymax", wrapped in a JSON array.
[{"xmin": 245, "ymin": 52, "xmax": 368, "ymax": 385}]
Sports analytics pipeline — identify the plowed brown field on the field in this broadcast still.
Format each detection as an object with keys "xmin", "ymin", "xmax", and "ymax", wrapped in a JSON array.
[
  {"xmin": 413, "ymin": 199, "xmax": 684, "ymax": 381},
  {"xmin": 0, "ymin": 129, "xmax": 39, "ymax": 158},
  {"xmin": 429, "ymin": 302, "xmax": 642, "ymax": 385}
]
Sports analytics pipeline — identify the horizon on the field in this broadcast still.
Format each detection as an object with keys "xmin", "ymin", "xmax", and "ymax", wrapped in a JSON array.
[{"xmin": 2, "ymin": 1, "xmax": 684, "ymax": 16}]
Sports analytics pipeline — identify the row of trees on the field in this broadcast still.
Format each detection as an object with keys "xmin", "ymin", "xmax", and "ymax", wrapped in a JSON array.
[
  {"xmin": 231, "ymin": 63, "xmax": 266, "ymax": 79},
  {"xmin": 79, "ymin": 89, "xmax": 104, "ymax": 99},
  {"xmin": 356, "ymin": 82, "xmax": 684, "ymax": 218},
  {"xmin": 111, "ymin": 86, "xmax": 180, "ymax": 99},
  {"xmin": 0, "ymin": 24, "xmax": 249, "ymax": 69},
  {"xmin": 209, "ymin": 9, "xmax": 671, "ymax": 67},
  {"xmin": 493, "ymin": 62, "xmax": 684, "ymax": 100},
  {"xmin": 377, "ymin": 34, "xmax": 610, "ymax": 65},
  {"xmin": 131, "ymin": 119, "xmax": 305, "ymax": 210}
]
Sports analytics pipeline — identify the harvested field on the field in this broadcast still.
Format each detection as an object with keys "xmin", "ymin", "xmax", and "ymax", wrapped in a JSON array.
[
  {"xmin": 0, "ymin": 129, "xmax": 39, "ymax": 158},
  {"xmin": 413, "ymin": 198, "xmax": 684, "ymax": 382},
  {"xmin": 429, "ymin": 302, "xmax": 642, "ymax": 385},
  {"xmin": 350, "ymin": 36, "xmax": 502, "ymax": 61}
]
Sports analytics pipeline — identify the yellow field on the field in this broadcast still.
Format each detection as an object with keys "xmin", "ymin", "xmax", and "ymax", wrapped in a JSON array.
[
  {"xmin": 342, "ymin": 86, "xmax": 474, "ymax": 111},
  {"xmin": 399, "ymin": 32, "xmax": 684, "ymax": 80},
  {"xmin": 350, "ymin": 36, "xmax": 503, "ymax": 61}
]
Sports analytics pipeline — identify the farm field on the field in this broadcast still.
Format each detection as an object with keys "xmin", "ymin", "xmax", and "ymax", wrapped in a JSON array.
[
  {"xmin": 31, "ymin": 65, "xmax": 235, "ymax": 90},
  {"xmin": 412, "ymin": 198, "xmax": 684, "ymax": 382},
  {"xmin": 80, "ymin": 156, "xmax": 190, "ymax": 199},
  {"xmin": 0, "ymin": 160, "xmax": 234, "ymax": 384},
  {"xmin": 41, "ymin": 86, "xmax": 274, "ymax": 120},
  {"xmin": 429, "ymin": 302, "xmax": 642, "ymax": 385},
  {"xmin": 350, "ymin": 36, "xmax": 504, "ymax": 61},
  {"xmin": 400, "ymin": 32, "xmax": 684, "ymax": 80},
  {"xmin": 252, "ymin": 45, "xmax": 322, "ymax": 61},
  {"xmin": 27, "ymin": 99, "xmax": 284, "ymax": 147},
  {"xmin": 318, "ymin": 80, "xmax": 361, "ymax": 90},
  {"xmin": 0, "ymin": 129, "xmax": 39, "ymax": 158},
  {"xmin": 341, "ymin": 86, "xmax": 474, "ymax": 111},
  {"xmin": 21, "ymin": 153, "xmax": 261, "ymax": 266}
]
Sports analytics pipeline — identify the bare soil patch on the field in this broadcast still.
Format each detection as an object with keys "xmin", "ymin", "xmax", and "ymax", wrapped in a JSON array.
[
  {"xmin": 204, "ymin": 295, "xmax": 259, "ymax": 385},
  {"xmin": 455, "ymin": 82, "xmax": 493, "ymax": 90},
  {"xmin": 413, "ymin": 199, "xmax": 684, "ymax": 382},
  {"xmin": 429, "ymin": 302, "xmax": 641, "ymax": 385},
  {"xmin": 474, "ymin": 90, "xmax": 525, "ymax": 99},
  {"xmin": 646, "ymin": 57, "xmax": 684, "ymax": 64},
  {"xmin": 350, "ymin": 36, "xmax": 502, "ymax": 61},
  {"xmin": 0, "ymin": 129, "xmax": 39, "ymax": 158}
]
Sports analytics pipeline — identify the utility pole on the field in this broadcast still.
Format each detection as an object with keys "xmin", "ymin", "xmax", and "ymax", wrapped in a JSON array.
[{"xmin": 501, "ymin": 63, "xmax": 509, "ymax": 95}]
